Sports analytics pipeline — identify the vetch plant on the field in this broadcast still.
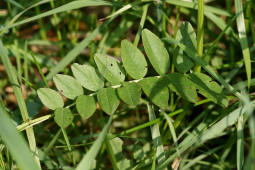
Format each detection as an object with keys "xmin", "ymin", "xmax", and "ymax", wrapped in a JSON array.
[{"xmin": 0, "ymin": 0, "xmax": 254, "ymax": 169}]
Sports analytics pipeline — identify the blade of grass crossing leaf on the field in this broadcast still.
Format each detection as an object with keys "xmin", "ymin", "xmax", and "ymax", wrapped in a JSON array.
[
  {"xmin": 76, "ymin": 114, "xmax": 113, "ymax": 170},
  {"xmin": 0, "ymin": 97, "xmax": 40, "ymax": 170},
  {"xmin": 147, "ymin": 103, "xmax": 166, "ymax": 169},
  {"xmin": 1, "ymin": 0, "xmax": 112, "ymax": 31},
  {"xmin": 46, "ymin": 18, "xmax": 113, "ymax": 81},
  {"xmin": 237, "ymin": 115, "xmax": 244, "ymax": 170},
  {"xmin": 235, "ymin": 0, "xmax": 251, "ymax": 89},
  {"xmin": 0, "ymin": 41, "xmax": 41, "ymax": 168},
  {"xmin": 175, "ymin": 40, "xmax": 242, "ymax": 99}
]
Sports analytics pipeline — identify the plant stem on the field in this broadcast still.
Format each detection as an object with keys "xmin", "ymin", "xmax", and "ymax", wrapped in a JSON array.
[
  {"xmin": 134, "ymin": 4, "xmax": 149, "ymax": 46},
  {"xmin": 61, "ymin": 128, "xmax": 75, "ymax": 165},
  {"xmin": 194, "ymin": 0, "xmax": 204, "ymax": 72}
]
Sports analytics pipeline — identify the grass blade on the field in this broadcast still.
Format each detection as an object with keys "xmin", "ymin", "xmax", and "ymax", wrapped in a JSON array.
[
  {"xmin": 182, "ymin": 147, "xmax": 222, "ymax": 170},
  {"xmin": 0, "ymin": 40, "xmax": 41, "ymax": 168},
  {"xmin": 0, "ymin": 0, "xmax": 52, "ymax": 35},
  {"xmin": 147, "ymin": 103, "xmax": 166, "ymax": 168},
  {"xmin": 237, "ymin": 115, "xmax": 244, "ymax": 170},
  {"xmin": 0, "ymin": 97, "xmax": 40, "ymax": 170},
  {"xmin": 194, "ymin": 0, "xmax": 204, "ymax": 72},
  {"xmin": 163, "ymin": 112, "xmax": 180, "ymax": 157},
  {"xmin": 76, "ymin": 114, "xmax": 113, "ymax": 170},
  {"xmin": 234, "ymin": 0, "xmax": 251, "ymax": 89},
  {"xmin": 1, "ymin": 0, "xmax": 112, "ymax": 32},
  {"xmin": 165, "ymin": 0, "xmax": 230, "ymax": 16}
]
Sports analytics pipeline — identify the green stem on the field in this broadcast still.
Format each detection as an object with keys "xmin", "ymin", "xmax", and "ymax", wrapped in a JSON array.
[
  {"xmin": 61, "ymin": 127, "xmax": 75, "ymax": 165},
  {"xmin": 134, "ymin": 4, "xmax": 149, "ymax": 46},
  {"xmin": 35, "ymin": 6, "xmax": 47, "ymax": 40},
  {"xmin": 194, "ymin": 0, "xmax": 204, "ymax": 72},
  {"xmin": 105, "ymin": 135, "xmax": 118, "ymax": 170}
]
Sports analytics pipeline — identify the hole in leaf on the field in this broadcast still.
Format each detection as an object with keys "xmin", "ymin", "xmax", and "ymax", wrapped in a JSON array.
[{"xmin": 110, "ymin": 63, "xmax": 113, "ymax": 67}]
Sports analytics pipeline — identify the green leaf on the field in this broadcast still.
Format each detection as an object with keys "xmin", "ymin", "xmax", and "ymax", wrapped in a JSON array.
[
  {"xmin": 71, "ymin": 63, "xmax": 104, "ymax": 91},
  {"xmin": 165, "ymin": 73, "xmax": 197, "ymax": 103},
  {"xmin": 117, "ymin": 82, "xmax": 141, "ymax": 106},
  {"xmin": 174, "ymin": 22, "xmax": 196, "ymax": 73},
  {"xmin": 53, "ymin": 74, "xmax": 83, "ymax": 100},
  {"xmin": 188, "ymin": 72, "xmax": 228, "ymax": 107},
  {"xmin": 97, "ymin": 88, "xmax": 120, "ymax": 115},
  {"xmin": 139, "ymin": 77, "xmax": 169, "ymax": 108},
  {"xmin": 37, "ymin": 88, "xmax": 64, "ymax": 110},
  {"xmin": 142, "ymin": 29, "xmax": 170, "ymax": 75},
  {"xmin": 76, "ymin": 95, "xmax": 97, "ymax": 119},
  {"xmin": 54, "ymin": 108, "xmax": 74, "ymax": 128},
  {"xmin": 94, "ymin": 53, "xmax": 125, "ymax": 85},
  {"xmin": 121, "ymin": 40, "xmax": 147, "ymax": 79},
  {"xmin": 0, "ymin": 98, "xmax": 40, "ymax": 170}
]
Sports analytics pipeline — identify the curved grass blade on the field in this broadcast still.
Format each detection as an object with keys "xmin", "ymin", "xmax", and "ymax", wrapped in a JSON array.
[
  {"xmin": 1, "ymin": 0, "xmax": 112, "ymax": 31},
  {"xmin": 234, "ymin": 0, "xmax": 251, "ymax": 89},
  {"xmin": 76, "ymin": 114, "xmax": 113, "ymax": 170},
  {"xmin": 0, "ymin": 0, "xmax": 52, "ymax": 35},
  {"xmin": 165, "ymin": 0, "xmax": 230, "ymax": 16},
  {"xmin": 0, "ymin": 97, "xmax": 40, "ymax": 170}
]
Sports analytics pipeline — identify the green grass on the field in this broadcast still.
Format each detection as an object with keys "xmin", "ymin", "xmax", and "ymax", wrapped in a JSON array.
[{"xmin": 0, "ymin": 0, "xmax": 254, "ymax": 169}]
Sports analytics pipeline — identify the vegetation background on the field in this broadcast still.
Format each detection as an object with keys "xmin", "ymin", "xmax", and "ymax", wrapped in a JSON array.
[{"xmin": 0, "ymin": 0, "xmax": 254, "ymax": 169}]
